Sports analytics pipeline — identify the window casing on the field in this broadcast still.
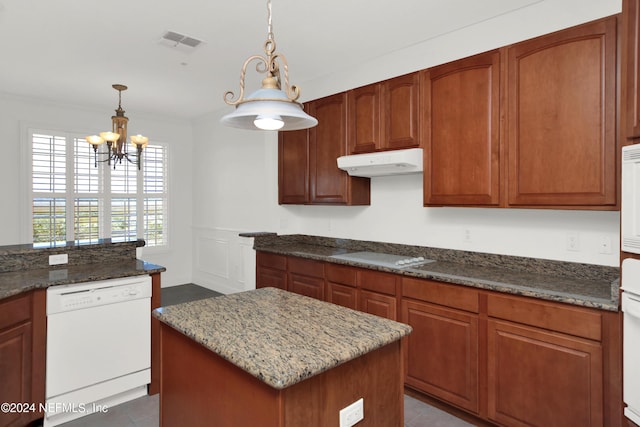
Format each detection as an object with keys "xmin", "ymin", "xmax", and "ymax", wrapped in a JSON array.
[{"xmin": 30, "ymin": 129, "xmax": 168, "ymax": 247}]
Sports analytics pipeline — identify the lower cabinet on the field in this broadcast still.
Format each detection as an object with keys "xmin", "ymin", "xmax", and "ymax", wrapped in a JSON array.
[
  {"xmin": 255, "ymin": 252, "xmax": 619, "ymax": 427},
  {"xmin": 287, "ymin": 257, "xmax": 325, "ymax": 300},
  {"xmin": 402, "ymin": 299, "xmax": 479, "ymax": 414},
  {"xmin": 256, "ymin": 252, "xmax": 287, "ymax": 290},
  {"xmin": 487, "ymin": 319, "xmax": 603, "ymax": 427},
  {"xmin": 0, "ymin": 290, "xmax": 46, "ymax": 427},
  {"xmin": 358, "ymin": 269, "xmax": 399, "ymax": 321},
  {"xmin": 486, "ymin": 293, "xmax": 605, "ymax": 427}
]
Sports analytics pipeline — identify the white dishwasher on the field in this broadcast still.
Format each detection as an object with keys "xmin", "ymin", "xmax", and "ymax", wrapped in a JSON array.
[
  {"xmin": 45, "ymin": 275, "xmax": 152, "ymax": 427},
  {"xmin": 623, "ymin": 258, "xmax": 640, "ymax": 426}
]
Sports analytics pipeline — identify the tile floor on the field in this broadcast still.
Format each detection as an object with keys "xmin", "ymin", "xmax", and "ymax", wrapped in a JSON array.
[
  {"xmin": 56, "ymin": 284, "xmax": 476, "ymax": 427},
  {"xmin": 58, "ymin": 393, "xmax": 475, "ymax": 427}
]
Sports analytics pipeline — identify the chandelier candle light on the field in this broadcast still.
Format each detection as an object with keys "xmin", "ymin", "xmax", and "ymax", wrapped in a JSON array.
[
  {"xmin": 221, "ymin": 0, "xmax": 317, "ymax": 131},
  {"xmin": 85, "ymin": 84, "xmax": 148, "ymax": 170}
]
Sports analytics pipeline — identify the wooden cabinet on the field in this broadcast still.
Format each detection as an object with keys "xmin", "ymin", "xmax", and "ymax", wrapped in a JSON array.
[
  {"xmin": 402, "ymin": 278, "xmax": 480, "ymax": 414},
  {"xmin": 347, "ymin": 73, "xmax": 420, "ymax": 154},
  {"xmin": 423, "ymin": 50, "xmax": 502, "ymax": 206},
  {"xmin": 486, "ymin": 294, "xmax": 605, "ymax": 427},
  {"xmin": 506, "ymin": 16, "xmax": 617, "ymax": 208},
  {"xmin": 348, "ymin": 83, "xmax": 381, "ymax": 154},
  {"xmin": 287, "ymin": 257, "xmax": 325, "ymax": 300},
  {"xmin": 279, "ymin": 94, "xmax": 370, "ymax": 205},
  {"xmin": 423, "ymin": 16, "xmax": 617, "ymax": 210},
  {"xmin": 358, "ymin": 269, "xmax": 399, "ymax": 321},
  {"xmin": 255, "ymin": 252, "xmax": 620, "ymax": 426},
  {"xmin": 383, "ymin": 73, "xmax": 421, "ymax": 150},
  {"xmin": 624, "ymin": 0, "xmax": 640, "ymax": 139},
  {"xmin": 326, "ymin": 263, "xmax": 358, "ymax": 310},
  {"xmin": 278, "ymin": 128, "xmax": 309, "ymax": 204},
  {"xmin": 487, "ymin": 320, "xmax": 603, "ymax": 427},
  {"xmin": 0, "ymin": 290, "xmax": 46, "ymax": 427},
  {"xmin": 256, "ymin": 252, "xmax": 287, "ymax": 290}
]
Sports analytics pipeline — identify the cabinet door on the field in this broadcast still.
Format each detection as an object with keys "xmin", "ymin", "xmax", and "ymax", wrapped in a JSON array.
[
  {"xmin": 507, "ymin": 17, "xmax": 617, "ymax": 207},
  {"xmin": 289, "ymin": 273, "xmax": 325, "ymax": 300},
  {"xmin": 326, "ymin": 282, "xmax": 357, "ymax": 310},
  {"xmin": 256, "ymin": 252, "xmax": 287, "ymax": 290},
  {"xmin": 402, "ymin": 299, "xmax": 479, "ymax": 414},
  {"xmin": 348, "ymin": 84, "xmax": 381, "ymax": 154},
  {"xmin": 487, "ymin": 319, "xmax": 603, "ymax": 427},
  {"xmin": 423, "ymin": 50, "xmax": 502, "ymax": 206},
  {"xmin": 359, "ymin": 290, "xmax": 397, "ymax": 320},
  {"xmin": 308, "ymin": 94, "xmax": 370, "ymax": 205},
  {"xmin": 0, "ymin": 323, "xmax": 33, "ymax": 427},
  {"xmin": 278, "ymin": 128, "xmax": 309, "ymax": 204},
  {"xmin": 383, "ymin": 73, "xmax": 420, "ymax": 150},
  {"xmin": 625, "ymin": 0, "xmax": 640, "ymax": 138}
]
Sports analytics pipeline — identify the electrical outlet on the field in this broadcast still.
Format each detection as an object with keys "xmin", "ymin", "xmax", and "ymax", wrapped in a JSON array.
[
  {"xmin": 463, "ymin": 228, "xmax": 472, "ymax": 243},
  {"xmin": 49, "ymin": 253, "xmax": 68, "ymax": 265},
  {"xmin": 566, "ymin": 232, "xmax": 580, "ymax": 252},
  {"xmin": 599, "ymin": 235, "xmax": 613, "ymax": 254},
  {"xmin": 339, "ymin": 398, "xmax": 363, "ymax": 427}
]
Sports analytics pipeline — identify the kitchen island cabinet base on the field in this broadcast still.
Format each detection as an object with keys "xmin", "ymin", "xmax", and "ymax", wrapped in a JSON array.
[{"xmin": 159, "ymin": 324, "xmax": 405, "ymax": 427}]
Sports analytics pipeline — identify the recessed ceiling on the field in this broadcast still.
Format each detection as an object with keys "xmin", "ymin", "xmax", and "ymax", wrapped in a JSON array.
[{"xmin": 0, "ymin": 0, "xmax": 559, "ymax": 120}]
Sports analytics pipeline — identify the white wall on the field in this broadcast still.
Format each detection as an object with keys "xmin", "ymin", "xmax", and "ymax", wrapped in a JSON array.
[
  {"xmin": 0, "ymin": 92, "xmax": 194, "ymax": 287},
  {"xmin": 192, "ymin": 0, "xmax": 622, "ymax": 295}
]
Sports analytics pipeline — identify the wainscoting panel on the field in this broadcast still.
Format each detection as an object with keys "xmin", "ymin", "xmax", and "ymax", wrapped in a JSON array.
[{"xmin": 192, "ymin": 227, "xmax": 256, "ymax": 294}]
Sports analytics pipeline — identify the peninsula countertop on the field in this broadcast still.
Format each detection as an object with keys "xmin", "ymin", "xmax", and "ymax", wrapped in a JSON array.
[
  {"xmin": 0, "ymin": 239, "xmax": 165, "ymax": 300},
  {"xmin": 248, "ymin": 234, "xmax": 620, "ymax": 311},
  {"xmin": 153, "ymin": 287, "xmax": 412, "ymax": 389}
]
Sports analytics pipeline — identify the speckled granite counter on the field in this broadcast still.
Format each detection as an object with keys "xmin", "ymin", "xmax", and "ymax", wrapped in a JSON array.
[
  {"xmin": 153, "ymin": 287, "xmax": 412, "ymax": 389},
  {"xmin": 0, "ymin": 239, "xmax": 165, "ymax": 300},
  {"xmin": 250, "ymin": 233, "xmax": 620, "ymax": 311}
]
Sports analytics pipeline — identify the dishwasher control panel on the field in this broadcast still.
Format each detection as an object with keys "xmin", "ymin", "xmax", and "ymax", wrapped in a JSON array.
[{"xmin": 47, "ymin": 276, "xmax": 152, "ymax": 314}]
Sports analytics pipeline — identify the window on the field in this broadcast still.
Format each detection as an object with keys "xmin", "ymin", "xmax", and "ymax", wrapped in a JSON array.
[{"xmin": 30, "ymin": 129, "xmax": 168, "ymax": 247}]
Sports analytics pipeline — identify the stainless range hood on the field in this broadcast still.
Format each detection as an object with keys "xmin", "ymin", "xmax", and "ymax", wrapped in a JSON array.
[{"xmin": 337, "ymin": 148, "xmax": 423, "ymax": 177}]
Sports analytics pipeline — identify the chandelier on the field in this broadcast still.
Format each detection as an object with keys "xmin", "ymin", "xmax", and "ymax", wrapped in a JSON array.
[
  {"xmin": 85, "ymin": 84, "xmax": 148, "ymax": 170},
  {"xmin": 221, "ymin": 0, "xmax": 317, "ymax": 131}
]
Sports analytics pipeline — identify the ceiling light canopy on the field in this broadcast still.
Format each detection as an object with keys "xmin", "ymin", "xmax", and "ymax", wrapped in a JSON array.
[
  {"xmin": 85, "ymin": 84, "xmax": 148, "ymax": 170},
  {"xmin": 221, "ymin": 0, "xmax": 317, "ymax": 131}
]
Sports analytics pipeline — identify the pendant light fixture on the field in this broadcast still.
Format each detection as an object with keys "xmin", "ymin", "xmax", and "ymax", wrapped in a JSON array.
[
  {"xmin": 221, "ymin": 0, "xmax": 317, "ymax": 131},
  {"xmin": 85, "ymin": 84, "xmax": 148, "ymax": 170}
]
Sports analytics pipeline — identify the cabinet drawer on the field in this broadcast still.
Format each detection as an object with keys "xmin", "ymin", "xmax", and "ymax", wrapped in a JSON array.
[
  {"xmin": 288, "ymin": 257, "xmax": 324, "ymax": 277},
  {"xmin": 256, "ymin": 268, "xmax": 287, "ymax": 290},
  {"xmin": 358, "ymin": 270, "xmax": 398, "ymax": 295},
  {"xmin": 0, "ymin": 292, "xmax": 31, "ymax": 331},
  {"xmin": 487, "ymin": 293, "xmax": 602, "ymax": 341},
  {"xmin": 402, "ymin": 277, "xmax": 479, "ymax": 313},
  {"xmin": 257, "ymin": 252, "xmax": 287, "ymax": 271},
  {"xmin": 326, "ymin": 263, "xmax": 357, "ymax": 287}
]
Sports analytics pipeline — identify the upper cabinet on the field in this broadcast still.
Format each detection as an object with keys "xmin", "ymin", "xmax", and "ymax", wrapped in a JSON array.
[
  {"xmin": 280, "ymin": 15, "xmax": 618, "ymax": 210},
  {"xmin": 348, "ymin": 83, "xmax": 381, "ymax": 154},
  {"xmin": 624, "ymin": 0, "xmax": 640, "ymax": 140},
  {"xmin": 279, "ymin": 94, "xmax": 370, "ymax": 205},
  {"xmin": 423, "ymin": 50, "xmax": 502, "ymax": 206},
  {"xmin": 506, "ymin": 17, "xmax": 617, "ymax": 208},
  {"xmin": 347, "ymin": 73, "xmax": 421, "ymax": 154},
  {"xmin": 382, "ymin": 73, "xmax": 421, "ymax": 150},
  {"xmin": 424, "ymin": 16, "xmax": 618, "ymax": 210}
]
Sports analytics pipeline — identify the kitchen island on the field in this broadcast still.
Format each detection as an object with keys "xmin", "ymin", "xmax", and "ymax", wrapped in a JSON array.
[{"xmin": 153, "ymin": 287, "xmax": 412, "ymax": 427}]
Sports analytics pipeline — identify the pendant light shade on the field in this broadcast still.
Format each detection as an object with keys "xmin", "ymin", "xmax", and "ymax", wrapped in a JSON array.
[
  {"xmin": 221, "ymin": 86, "xmax": 317, "ymax": 131},
  {"xmin": 222, "ymin": 0, "xmax": 317, "ymax": 131}
]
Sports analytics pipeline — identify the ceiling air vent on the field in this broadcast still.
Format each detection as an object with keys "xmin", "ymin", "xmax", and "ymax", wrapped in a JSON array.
[{"xmin": 158, "ymin": 31, "xmax": 204, "ymax": 52}]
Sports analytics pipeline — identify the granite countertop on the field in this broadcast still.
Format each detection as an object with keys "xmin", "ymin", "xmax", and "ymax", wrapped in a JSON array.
[
  {"xmin": 0, "ymin": 239, "xmax": 164, "ymax": 300},
  {"xmin": 0, "ymin": 259, "xmax": 165, "ymax": 300},
  {"xmin": 153, "ymin": 287, "xmax": 412, "ymax": 390},
  {"xmin": 252, "ymin": 234, "xmax": 620, "ymax": 311}
]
